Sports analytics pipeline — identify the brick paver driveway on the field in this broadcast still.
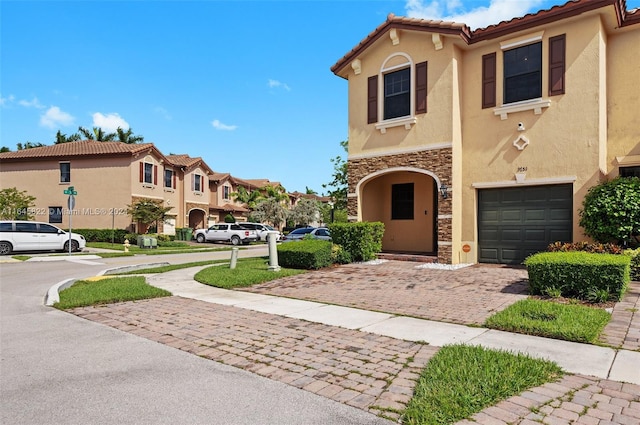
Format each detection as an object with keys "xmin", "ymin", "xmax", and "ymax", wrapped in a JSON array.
[{"xmin": 242, "ymin": 261, "xmax": 530, "ymax": 325}]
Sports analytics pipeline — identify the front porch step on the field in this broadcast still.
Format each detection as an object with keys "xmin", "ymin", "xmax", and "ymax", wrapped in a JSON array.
[{"xmin": 376, "ymin": 252, "xmax": 438, "ymax": 263}]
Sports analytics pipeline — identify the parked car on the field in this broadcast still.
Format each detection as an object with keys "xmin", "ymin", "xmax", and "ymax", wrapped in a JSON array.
[
  {"xmin": 0, "ymin": 220, "xmax": 86, "ymax": 255},
  {"xmin": 238, "ymin": 222, "xmax": 282, "ymax": 242},
  {"xmin": 281, "ymin": 227, "xmax": 331, "ymax": 243},
  {"xmin": 194, "ymin": 223, "xmax": 258, "ymax": 245}
]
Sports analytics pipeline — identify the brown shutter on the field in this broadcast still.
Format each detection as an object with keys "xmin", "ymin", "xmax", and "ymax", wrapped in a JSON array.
[
  {"xmin": 549, "ymin": 34, "xmax": 566, "ymax": 96},
  {"xmin": 139, "ymin": 162, "xmax": 144, "ymax": 182},
  {"xmin": 415, "ymin": 61, "xmax": 428, "ymax": 114},
  {"xmin": 367, "ymin": 75, "xmax": 378, "ymax": 124},
  {"xmin": 482, "ymin": 53, "xmax": 496, "ymax": 108},
  {"xmin": 172, "ymin": 172, "xmax": 176, "ymax": 189},
  {"xmin": 153, "ymin": 165, "xmax": 157, "ymax": 185}
]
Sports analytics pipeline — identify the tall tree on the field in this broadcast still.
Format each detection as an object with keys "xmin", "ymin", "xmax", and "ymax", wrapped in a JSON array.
[
  {"xmin": 54, "ymin": 130, "xmax": 81, "ymax": 144},
  {"xmin": 322, "ymin": 139, "xmax": 348, "ymax": 210},
  {"xmin": 231, "ymin": 186, "xmax": 262, "ymax": 209},
  {"xmin": 16, "ymin": 142, "xmax": 46, "ymax": 150},
  {"xmin": 78, "ymin": 126, "xmax": 116, "ymax": 142},
  {"xmin": 305, "ymin": 186, "xmax": 317, "ymax": 195},
  {"xmin": 289, "ymin": 198, "xmax": 320, "ymax": 227},
  {"xmin": 115, "ymin": 127, "xmax": 144, "ymax": 144},
  {"xmin": 1, "ymin": 146, "xmax": 11, "ymax": 152},
  {"xmin": 251, "ymin": 198, "xmax": 288, "ymax": 228},
  {"xmin": 0, "ymin": 187, "xmax": 37, "ymax": 220},
  {"xmin": 261, "ymin": 184, "xmax": 289, "ymax": 203}
]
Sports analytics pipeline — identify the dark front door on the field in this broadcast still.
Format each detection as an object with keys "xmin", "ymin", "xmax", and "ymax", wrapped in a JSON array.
[{"xmin": 478, "ymin": 184, "xmax": 573, "ymax": 264}]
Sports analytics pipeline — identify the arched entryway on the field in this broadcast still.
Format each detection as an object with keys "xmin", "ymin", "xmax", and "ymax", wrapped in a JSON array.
[
  {"xmin": 188, "ymin": 208, "xmax": 207, "ymax": 230},
  {"xmin": 357, "ymin": 168, "xmax": 439, "ymax": 254}
]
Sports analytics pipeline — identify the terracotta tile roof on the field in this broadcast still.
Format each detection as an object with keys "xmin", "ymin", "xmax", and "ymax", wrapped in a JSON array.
[
  {"xmin": 209, "ymin": 172, "xmax": 231, "ymax": 182},
  {"xmin": 164, "ymin": 153, "xmax": 214, "ymax": 175},
  {"xmin": 331, "ymin": 0, "xmax": 636, "ymax": 76},
  {"xmin": 0, "ymin": 141, "xmax": 157, "ymax": 161}
]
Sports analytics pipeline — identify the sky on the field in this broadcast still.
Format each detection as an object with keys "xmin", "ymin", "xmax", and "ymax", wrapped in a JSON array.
[{"xmin": 2, "ymin": 0, "xmax": 639, "ymax": 195}]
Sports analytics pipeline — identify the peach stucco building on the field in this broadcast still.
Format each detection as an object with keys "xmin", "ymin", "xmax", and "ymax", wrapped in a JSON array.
[
  {"xmin": 331, "ymin": 0, "xmax": 639, "ymax": 264},
  {"xmin": 0, "ymin": 141, "xmax": 265, "ymax": 234}
]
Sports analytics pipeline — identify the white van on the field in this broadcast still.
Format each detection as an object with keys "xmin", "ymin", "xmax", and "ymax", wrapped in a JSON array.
[
  {"xmin": 0, "ymin": 221, "xmax": 86, "ymax": 255},
  {"xmin": 237, "ymin": 222, "xmax": 282, "ymax": 242}
]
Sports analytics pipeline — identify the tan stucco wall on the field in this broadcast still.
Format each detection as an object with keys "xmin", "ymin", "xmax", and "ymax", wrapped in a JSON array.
[
  {"xmin": 460, "ymin": 15, "xmax": 610, "ymax": 252},
  {"xmin": 606, "ymin": 26, "xmax": 640, "ymax": 173},
  {"xmin": 1, "ymin": 157, "xmax": 134, "ymax": 229},
  {"xmin": 347, "ymin": 31, "xmax": 457, "ymax": 158}
]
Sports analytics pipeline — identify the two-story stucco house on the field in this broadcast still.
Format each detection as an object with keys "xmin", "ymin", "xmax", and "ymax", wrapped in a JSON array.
[
  {"xmin": 0, "ymin": 141, "xmax": 270, "ymax": 233},
  {"xmin": 331, "ymin": 0, "xmax": 639, "ymax": 265}
]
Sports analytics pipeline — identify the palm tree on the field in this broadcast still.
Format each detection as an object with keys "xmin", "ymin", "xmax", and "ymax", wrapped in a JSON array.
[
  {"xmin": 231, "ymin": 186, "xmax": 263, "ymax": 209},
  {"xmin": 54, "ymin": 130, "xmax": 81, "ymax": 144},
  {"xmin": 78, "ymin": 126, "xmax": 116, "ymax": 142},
  {"xmin": 115, "ymin": 127, "xmax": 144, "ymax": 144},
  {"xmin": 262, "ymin": 184, "xmax": 289, "ymax": 203}
]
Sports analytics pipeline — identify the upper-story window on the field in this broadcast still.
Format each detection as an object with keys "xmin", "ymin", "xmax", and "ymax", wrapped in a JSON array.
[
  {"xmin": 503, "ymin": 42, "xmax": 542, "ymax": 104},
  {"xmin": 139, "ymin": 160, "xmax": 157, "ymax": 185},
  {"xmin": 367, "ymin": 54, "xmax": 427, "ymax": 132},
  {"xmin": 223, "ymin": 186, "xmax": 231, "ymax": 200},
  {"xmin": 164, "ymin": 169, "xmax": 175, "ymax": 189},
  {"xmin": 59, "ymin": 162, "xmax": 70, "ymax": 183},
  {"xmin": 193, "ymin": 173, "xmax": 203, "ymax": 192},
  {"xmin": 483, "ymin": 34, "xmax": 565, "ymax": 116},
  {"xmin": 384, "ymin": 68, "xmax": 411, "ymax": 119}
]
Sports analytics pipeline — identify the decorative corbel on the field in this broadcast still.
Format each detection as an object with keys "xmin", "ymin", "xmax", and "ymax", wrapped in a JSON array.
[
  {"xmin": 351, "ymin": 59, "xmax": 361, "ymax": 75},
  {"xmin": 390, "ymin": 28, "xmax": 400, "ymax": 45},
  {"xmin": 432, "ymin": 33, "xmax": 443, "ymax": 50}
]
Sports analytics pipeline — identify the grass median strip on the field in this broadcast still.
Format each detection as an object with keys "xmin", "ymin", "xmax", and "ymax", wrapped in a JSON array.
[
  {"xmin": 485, "ymin": 298, "xmax": 610, "ymax": 343},
  {"xmin": 195, "ymin": 257, "xmax": 306, "ymax": 289},
  {"xmin": 403, "ymin": 344, "xmax": 563, "ymax": 425},
  {"xmin": 54, "ymin": 276, "xmax": 171, "ymax": 309}
]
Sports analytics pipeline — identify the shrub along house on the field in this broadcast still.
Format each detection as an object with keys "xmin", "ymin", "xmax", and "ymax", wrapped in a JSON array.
[{"xmin": 331, "ymin": 0, "xmax": 639, "ymax": 265}]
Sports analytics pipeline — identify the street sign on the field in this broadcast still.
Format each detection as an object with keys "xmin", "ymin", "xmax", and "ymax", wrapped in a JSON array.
[
  {"xmin": 67, "ymin": 195, "xmax": 76, "ymax": 210},
  {"xmin": 63, "ymin": 186, "xmax": 77, "ymax": 195}
]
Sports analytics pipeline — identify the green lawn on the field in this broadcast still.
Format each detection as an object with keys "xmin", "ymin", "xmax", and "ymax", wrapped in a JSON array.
[
  {"xmin": 402, "ymin": 344, "xmax": 563, "ymax": 425},
  {"xmin": 54, "ymin": 276, "xmax": 171, "ymax": 309},
  {"xmin": 194, "ymin": 257, "xmax": 306, "ymax": 288},
  {"xmin": 485, "ymin": 298, "xmax": 611, "ymax": 343}
]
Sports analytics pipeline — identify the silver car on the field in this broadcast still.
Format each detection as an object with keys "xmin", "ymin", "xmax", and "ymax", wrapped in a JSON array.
[{"xmin": 281, "ymin": 227, "xmax": 331, "ymax": 243}]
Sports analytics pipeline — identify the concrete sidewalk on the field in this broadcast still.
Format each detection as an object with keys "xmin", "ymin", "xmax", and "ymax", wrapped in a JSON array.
[{"xmin": 141, "ymin": 266, "xmax": 640, "ymax": 385}]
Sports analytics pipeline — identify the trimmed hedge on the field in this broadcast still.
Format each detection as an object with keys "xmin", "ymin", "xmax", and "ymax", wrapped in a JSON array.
[
  {"xmin": 74, "ymin": 228, "xmax": 129, "ymax": 243},
  {"xmin": 525, "ymin": 251, "xmax": 630, "ymax": 301},
  {"xmin": 277, "ymin": 240, "xmax": 333, "ymax": 269},
  {"xmin": 328, "ymin": 222, "xmax": 384, "ymax": 262},
  {"xmin": 625, "ymin": 248, "xmax": 640, "ymax": 281}
]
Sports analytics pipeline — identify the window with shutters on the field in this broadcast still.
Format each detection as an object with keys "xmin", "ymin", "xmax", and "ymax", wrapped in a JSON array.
[
  {"xmin": 368, "ymin": 54, "xmax": 427, "ymax": 133},
  {"xmin": 223, "ymin": 185, "xmax": 231, "ymax": 200},
  {"xmin": 143, "ymin": 163, "xmax": 153, "ymax": 184},
  {"xmin": 487, "ymin": 34, "xmax": 564, "ymax": 119},
  {"xmin": 164, "ymin": 169, "xmax": 175, "ymax": 189}
]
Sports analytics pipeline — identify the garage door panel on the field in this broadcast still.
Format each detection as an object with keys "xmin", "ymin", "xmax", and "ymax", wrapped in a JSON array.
[{"xmin": 478, "ymin": 184, "xmax": 572, "ymax": 264}]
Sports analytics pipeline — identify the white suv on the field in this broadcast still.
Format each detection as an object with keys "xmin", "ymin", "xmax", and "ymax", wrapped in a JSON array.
[
  {"xmin": 0, "ymin": 221, "xmax": 86, "ymax": 255},
  {"xmin": 238, "ymin": 222, "xmax": 282, "ymax": 241}
]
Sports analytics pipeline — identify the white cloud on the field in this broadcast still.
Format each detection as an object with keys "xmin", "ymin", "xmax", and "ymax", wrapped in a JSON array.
[
  {"xmin": 154, "ymin": 106, "xmax": 172, "ymax": 120},
  {"xmin": 18, "ymin": 97, "xmax": 45, "ymax": 109},
  {"xmin": 40, "ymin": 106, "xmax": 75, "ymax": 128},
  {"xmin": 405, "ymin": 0, "xmax": 546, "ymax": 29},
  {"xmin": 0, "ymin": 94, "xmax": 15, "ymax": 107},
  {"xmin": 268, "ymin": 79, "xmax": 291, "ymax": 91},
  {"xmin": 211, "ymin": 119, "xmax": 237, "ymax": 131},
  {"xmin": 92, "ymin": 112, "xmax": 129, "ymax": 132}
]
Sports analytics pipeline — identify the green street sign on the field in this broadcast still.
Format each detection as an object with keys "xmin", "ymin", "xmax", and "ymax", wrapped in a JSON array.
[{"xmin": 63, "ymin": 187, "xmax": 78, "ymax": 195}]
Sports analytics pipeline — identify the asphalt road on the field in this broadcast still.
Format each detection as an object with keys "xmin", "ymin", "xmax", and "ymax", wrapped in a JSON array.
[{"xmin": 0, "ymin": 248, "xmax": 391, "ymax": 425}]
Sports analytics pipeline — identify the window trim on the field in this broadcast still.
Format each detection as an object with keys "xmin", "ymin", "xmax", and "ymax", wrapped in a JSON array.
[{"xmin": 502, "ymin": 41, "xmax": 542, "ymax": 105}]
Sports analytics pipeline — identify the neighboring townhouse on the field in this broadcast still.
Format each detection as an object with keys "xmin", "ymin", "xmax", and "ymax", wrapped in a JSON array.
[
  {"xmin": 0, "ymin": 142, "xmax": 269, "ymax": 234},
  {"xmin": 331, "ymin": 0, "xmax": 640, "ymax": 264}
]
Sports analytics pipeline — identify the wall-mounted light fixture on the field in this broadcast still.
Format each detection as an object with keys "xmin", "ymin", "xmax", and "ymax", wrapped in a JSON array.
[{"xmin": 440, "ymin": 183, "xmax": 448, "ymax": 199}]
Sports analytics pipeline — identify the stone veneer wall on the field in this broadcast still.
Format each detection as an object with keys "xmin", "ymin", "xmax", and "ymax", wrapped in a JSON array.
[{"xmin": 347, "ymin": 148, "xmax": 453, "ymax": 264}]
